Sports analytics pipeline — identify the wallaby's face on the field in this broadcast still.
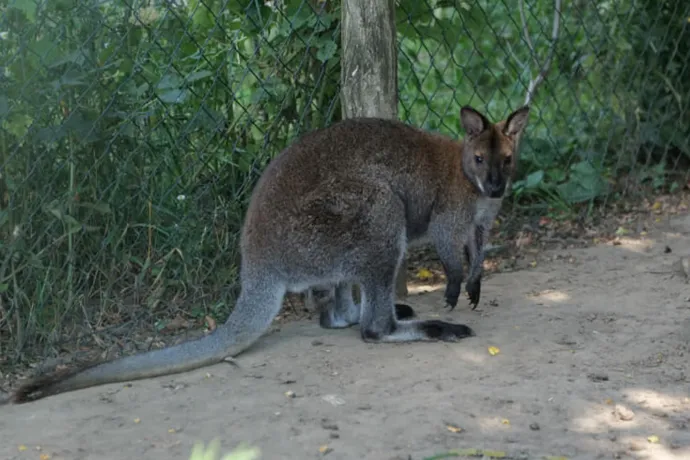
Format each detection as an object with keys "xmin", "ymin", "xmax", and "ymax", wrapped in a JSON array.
[{"xmin": 459, "ymin": 106, "xmax": 530, "ymax": 199}]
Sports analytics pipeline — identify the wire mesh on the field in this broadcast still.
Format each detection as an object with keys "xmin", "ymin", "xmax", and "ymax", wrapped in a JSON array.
[{"xmin": 0, "ymin": 0, "xmax": 688, "ymax": 357}]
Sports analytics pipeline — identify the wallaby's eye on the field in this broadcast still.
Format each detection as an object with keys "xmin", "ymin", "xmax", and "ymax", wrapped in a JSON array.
[
  {"xmin": 504, "ymin": 156, "xmax": 512, "ymax": 166},
  {"xmin": 474, "ymin": 155, "xmax": 484, "ymax": 164}
]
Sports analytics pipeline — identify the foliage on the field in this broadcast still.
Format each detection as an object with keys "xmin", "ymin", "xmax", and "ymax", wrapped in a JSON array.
[{"xmin": 0, "ymin": 0, "xmax": 688, "ymax": 356}]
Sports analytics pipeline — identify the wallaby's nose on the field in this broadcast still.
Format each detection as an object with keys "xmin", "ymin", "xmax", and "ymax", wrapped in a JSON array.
[
  {"xmin": 488, "ymin": 171, "xmax": 505, "ymax": 198},
  {"xmin": 489, "ymin": 186, "xmax": 504, "ymax": 198}
]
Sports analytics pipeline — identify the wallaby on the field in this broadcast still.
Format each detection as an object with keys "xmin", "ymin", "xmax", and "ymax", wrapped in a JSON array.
[{"xmin": 9, "ymin": 105, "xmax": 529, "ymax": 404}]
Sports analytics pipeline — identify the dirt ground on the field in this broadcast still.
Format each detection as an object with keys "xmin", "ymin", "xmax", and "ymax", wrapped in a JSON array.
[{"xmin": 1, "ymin": 212, "xmax": 689, "ymax": 460}]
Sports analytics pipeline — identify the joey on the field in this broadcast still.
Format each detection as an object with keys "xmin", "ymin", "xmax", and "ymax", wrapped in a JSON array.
[{"xmin": 10, "ymin": 104, "xmax": 529, "ymax": 404}]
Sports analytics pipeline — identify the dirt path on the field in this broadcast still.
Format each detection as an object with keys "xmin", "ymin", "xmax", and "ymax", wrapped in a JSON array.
[{"xmin": 2, "ymin": 214, "xmax": 689, "ymax": 460}]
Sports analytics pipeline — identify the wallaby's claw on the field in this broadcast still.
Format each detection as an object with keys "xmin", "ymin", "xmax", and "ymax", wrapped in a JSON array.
[
  {"xmin": 466, "ymin": 278, "xmax": 481, "ymax": 309},
  {"xmin": 444, "ymin": 282, "xmax": 461, "ymax": 311}
]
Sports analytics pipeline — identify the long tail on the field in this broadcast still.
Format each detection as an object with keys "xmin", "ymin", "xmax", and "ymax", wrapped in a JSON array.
[{"xmin": 12, "ymin": 282, "xmax": 285, "ymax": 403}]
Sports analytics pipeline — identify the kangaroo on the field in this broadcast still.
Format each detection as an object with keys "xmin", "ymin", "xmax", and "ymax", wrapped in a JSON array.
[{"xmin": 9, "ymin": 105, "xmax": 529, "ymax": 404}]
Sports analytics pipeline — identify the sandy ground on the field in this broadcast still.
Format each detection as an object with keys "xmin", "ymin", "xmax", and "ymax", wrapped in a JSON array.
[{"xmin": 1, "ymin": 213, "xmax": 689, "ymax": 460}]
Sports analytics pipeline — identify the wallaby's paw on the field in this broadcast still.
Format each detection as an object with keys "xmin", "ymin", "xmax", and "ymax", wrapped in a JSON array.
[
  {"xmin": 466, "ymin": 278, "xmax": 481, "ymax": 309},
  {"xmin": 444, "ymin": 280, "xmax": 462, "ymax": 311},
  {"xmin": 394, "ymin": 303, "xmax": 416, "ymax": 320},
  {"xmin": 420, "ymin": 320, "xmax": 475, "ymax": 341}
]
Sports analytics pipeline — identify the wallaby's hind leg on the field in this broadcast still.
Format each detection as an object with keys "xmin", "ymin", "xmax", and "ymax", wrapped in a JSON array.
[
  {"xmin": 319, "ymin": 282, "xmax": 360, "ymax": 329},
  {"xmin": 319, "ymin": 283, "xmax": 417, "ymax": 329},
  {"xmin": 358, "ymin": 237, "xmax": 474, "ymax": 343}
]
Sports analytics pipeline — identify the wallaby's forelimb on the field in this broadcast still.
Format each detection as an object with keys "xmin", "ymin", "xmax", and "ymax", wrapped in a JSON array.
[
  {"xmin": 465, "ymin": 224, "xmax": 485, "ymax": 309},
  {"xmin": 429, "ymin": 215, "xmax": 466, "ymax": 311}
]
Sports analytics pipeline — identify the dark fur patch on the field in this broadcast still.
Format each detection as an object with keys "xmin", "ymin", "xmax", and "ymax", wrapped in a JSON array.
[
  {"xmin": 394, "ymin": 303, "xmax": 416, "ymax": 320},
  {"xmin": 419, "ymin": 320, "xmax": 475, "ymax": 341}
]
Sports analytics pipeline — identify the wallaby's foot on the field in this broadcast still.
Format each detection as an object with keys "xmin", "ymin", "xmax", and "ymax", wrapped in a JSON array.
[
  {"xmin": 466, "ymin": 277, "xmax": 481, "ymax": 309},
  {"xmin": 361, "ymin": 319, "xmax": 475, "ymax": 343},
  {"xmin": 394, "ymin": 303, "xmax": 416, "ymax": 320},
  {"xmin": 419, "ymin": 320, "xmax": 475, "ymax": 340},
  {"xmin": 359, "ymin": 274, "xmax": 474, "ymax": 342}
]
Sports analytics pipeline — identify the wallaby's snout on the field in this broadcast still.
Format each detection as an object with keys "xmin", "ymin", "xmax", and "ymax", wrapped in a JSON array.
[{"xmin": 487, "ymin": 167, "xmax": 506, "ymax": 198}]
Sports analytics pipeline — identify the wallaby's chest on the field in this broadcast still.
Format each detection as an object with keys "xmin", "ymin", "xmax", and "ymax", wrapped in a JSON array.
[{"xmin": 474, "ymin": 198, "xmax": 503, "ymax": 228}]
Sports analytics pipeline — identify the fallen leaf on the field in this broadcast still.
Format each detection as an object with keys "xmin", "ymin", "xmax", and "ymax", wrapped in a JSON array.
[
  {"xmin": 18, "ymin": 445, "xmax": 27, "ymax": 452},
  {"xmin": 604, "ymin": 398, "xmax": 613, "ymax": 405},
  {"xmin": 529, "ymin": 260, "xmax": 537, "ymax": 267},
  {"xmin": 501, "ymin": 418, "xmax": 510, "ymax": 425},
  {"xmin": 446, "ymin": 424, "xmax": 463, "ymax": 433},
  {"xmin": 647, "ymin": 435, "xmax": 660, "ymax": 443},
  {"xmin": 205, "ymin": 315, "xmax": 217, "ymax": 332},
  {"xmin": 40, "ymin": 454, "xmax": 50, "ymax": 460},
  {"xmin": 488, "ymin": 346, "xmax": 500, "ymax": 356},
  {"xmin": 651, "ymin": 201, "xmax": 662, "ymax": 210},
  {"xmin": 416, "ymin": 268, "xmax": 434, "ymax": 281},
  {"xmin": 615, "ymin": 226, "xmax": 629, "ymax": 236},
  {"xmin": 133, "ymin": 417, "xmax": 141, "ymax": 424},
  {"xmin": 318, "ymin": 444, "xmax": 332, "ymax": 455},
  {"xmin": 168, "ymin": 428, "xmax": 176, "ymax": 433},
  {"xmin": 284, "ymin": 390, "xmax": 296, "ymax": 398}
]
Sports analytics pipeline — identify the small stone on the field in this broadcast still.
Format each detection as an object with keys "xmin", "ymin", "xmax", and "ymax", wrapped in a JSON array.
[
  {"xmin": 329, "ymin": 433, "xmax": 340, "ymax": 439},
  {"xmin": 311, "ymin": 340, "xmax": 323, "ymax": 346},
  {"xmin": 321, "ymin": 420, "xmax": 339, "ymax": 431},
  {"xmin": 588, "ymin": 373, "xmax": 609, "ymax": 382},
  {"xmin": 529, "ymin": 422, "xmax": 540, "ymax": 431},
  {"xmin": 629, "ymin": 441, "xmax": 645, "ymax": 451},
  {"xmin": 284, "ymin": 390, "xmax": 296, "ymax": 398},
  {"xmin": 614, "ymin": 404, "xmax": 635, "ymax": 421}
]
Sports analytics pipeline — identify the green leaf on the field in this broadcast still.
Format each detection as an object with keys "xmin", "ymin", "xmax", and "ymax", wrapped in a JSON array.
[
  {"xmin": 0, "ymin": 284, "xmax": 9, "ymax": 294},
  {"xmin": 157, "ymin": 74, "xmax": 183, "ymax": 90},
  {"xmin": 78, "ymin": 201, "xmax": 112, "ymax": 214},
  {"xmin": 523, "ymin": 170, "xmax": 544, "ymax": 189},
  {"xmin": 158, "ymin": 89, "xmax": 189, "ymax": 104},
  {"xmin": 186, "ymin": 70, "xmax": 213, "ymax": 83},
  {"xmin": 2, "ymin": 113, "xmax": 33, "ymax": 138},
  {"xmin": 0, "ymin": 96, "xmax": 9, "ymax": 118},
  {"xmin": 316, "ymin": 40, "xmax": 337, "ymax": 63},
  {"xmin": 9, "ymin": 0, "xmax": 37, "ymax": 22}
]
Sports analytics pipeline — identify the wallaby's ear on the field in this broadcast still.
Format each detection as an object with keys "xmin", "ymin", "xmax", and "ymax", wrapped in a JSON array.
[
  {"xmin": 460, "ymin": 106, "xmax": 490, "ymax": 137},
  {"xmin": 503, "ymin": 106, "xmax": 530, "ymax": 138}
]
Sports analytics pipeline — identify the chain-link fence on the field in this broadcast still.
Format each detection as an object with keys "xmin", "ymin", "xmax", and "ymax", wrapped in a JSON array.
[{"xmin": 1, "ymin": 0, "xmax": 688, "ymax": 358}]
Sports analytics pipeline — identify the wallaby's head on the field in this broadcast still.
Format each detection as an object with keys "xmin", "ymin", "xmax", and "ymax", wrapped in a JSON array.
[{"xmin": 459, "ymin": 105, "xmax": 530, "ymax": 199}]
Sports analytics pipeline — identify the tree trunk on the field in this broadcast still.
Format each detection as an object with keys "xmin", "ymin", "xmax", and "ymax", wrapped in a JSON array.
[{"xmin": 340, "ymin": 0, "xmax": 407, "ymax": 299}]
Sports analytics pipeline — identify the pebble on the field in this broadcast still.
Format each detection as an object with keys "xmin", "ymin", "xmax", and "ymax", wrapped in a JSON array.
[
  {"xmin": 529, "ymin": 422, "xmax": 540, "ymax": 431},
  {"xmin": 614, "ymin": 404, "xmax": 635, "ymax": 421}
]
